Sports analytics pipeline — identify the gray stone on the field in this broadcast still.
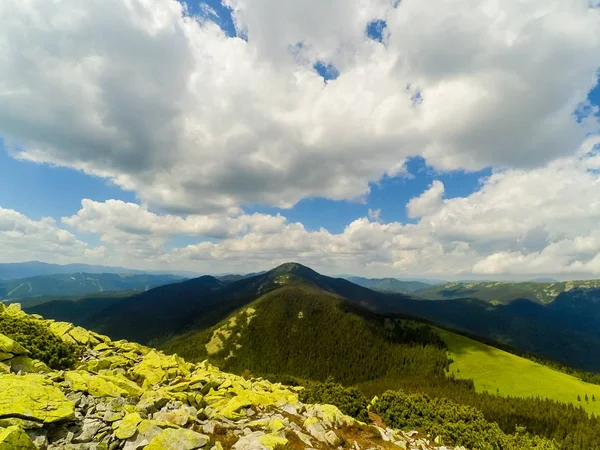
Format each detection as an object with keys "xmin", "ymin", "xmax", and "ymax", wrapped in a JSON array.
[{"xmin": 73, "ymin": 419, "xmax": 104, "ymax": 443}]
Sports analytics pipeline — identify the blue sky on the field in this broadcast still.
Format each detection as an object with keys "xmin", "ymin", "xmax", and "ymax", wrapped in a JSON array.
[{"xmin": 0, "ymin": 0, "xmax": 599, "ymax": 278}]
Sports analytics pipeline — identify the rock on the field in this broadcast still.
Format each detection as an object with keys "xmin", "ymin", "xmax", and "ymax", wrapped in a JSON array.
[
  {"xmin": 257, "ymin": 432, "xmax": 288, "ymax": 449},
  {"xmin": 144, "ymin": 428, "xmax": 209, "ymax": 450},
  {"xmin": 48, "ymin": 322, "xmax": 74, "ymax": 340},
  {"xmin": 0, "ymin": 333, "xmax": 29, "ymax": 355},
  {"xmin": 136, "ymin": 390, "xmax": 171, "ymax": 414},
  {"xmin": 8, "ymin": 356, "xmax": 51, "ymax": 374},
  {"xmin": 113, "ymin": 413, "xmax": 143, "ymax": 440},
  {"xmin": 130, "ymin": 350, "xmax": 190, "ymax": 388},
  {"xmin": 103, "ymin": 409, "xmax": 125, "ymax": 422},
  {"xmin": 122, "ymin": 420, "xmax": 162, "ymax": 450},
  {"xmin": 304, "ymin": 417, "xmax": 330, "ymax": 443},
  {"xmin": 205, "ymin": 385, "xmax": 297, "ymax": 420},
  {"xmin": 153, "ymin": 409, "xmax": 192, "ymax": 427},
  {"xmin": 324, "ymin": 430, "xmax": 340, "ymax": 446},
  {"xmin": 64, "ymin": 371, "xmax": 142, "ymax": 398},
  {"xmin": 0, "ymin": 373, "xmax": 75, "ymax": 423},
  {"xmin": 232, "ymin": 431, "xmax": 269, "ymax": 450},
  {"xmin": 305, "ymin": 404, "xmax": 354, "ymax": 428},
  {"xmin": 0, "ymin": 425, "xmax": 37, "ymax": 449},
  {"xmin": 73, "ymin": 418, "xmax": 105, "ymax": 443}
]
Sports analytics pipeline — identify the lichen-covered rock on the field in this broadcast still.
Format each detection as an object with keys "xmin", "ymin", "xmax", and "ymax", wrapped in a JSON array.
[
  {"xmin": 64, "ymin": 371, "xmax": 142, "ymax": 398},
  {"xmin": 122, "ymin": 419, "xmax": 163, "ymax": 450},
  {"xmin": 8, "ymin": 356, "xmax": 51, "ymax": 374},
  {"xmin": 0, "ymin": 425, "xmax": 37, "ymax": 449},
  {"xmin": 144, "ymin": 428, "xmax": 209, "ymax": 450},
  {"xmin": 0, "ymin": 333, "xmax": 29, "ymax": 356},
  {"xmin": 0, "ymin": 373, "xmax": 75, "ymax": 423},
  {"xmin": 113, "ymin": 413, "xmax": 142, "ymax": 440}
]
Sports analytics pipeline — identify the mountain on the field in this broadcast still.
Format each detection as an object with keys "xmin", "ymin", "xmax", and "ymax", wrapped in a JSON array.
[
  {"xmin": 27, "ymin": 262, "xmax": 407, "ymax": 345},
  {"xmin": 0, "ymin": 272, "xmax": 183, "ymax": 301},
  {"xmin": 0, "ymin": 261, "xmax": 198, "ymax": 280},
  {"xmin": 0, "ymin": 304, "xmax": 457, "ymax": 450},
  {"xmin": 413, "ymin": 279, "xmax": 600, "ymax": 304},
  {"xmin": 5, "ymin": 293, "xmax": 596, "ymax": 448},
  {"xmin": 24, "ymin": 262, "xmax": 600, "ymax": 373},
  {"xmin": 346, "ymin": 276, "xmax": 431, "ymax": 294},
  {"xmin": 163, "ymin": 283, "xmax": 448, "ymax": 386},
  {"xmin": 378, "ymin": 289, "xmax": 600, "ymax": 372}
]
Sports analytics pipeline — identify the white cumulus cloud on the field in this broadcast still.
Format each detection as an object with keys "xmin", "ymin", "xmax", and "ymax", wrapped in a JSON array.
[{"xmin": 0, "ymin": 0, "xmax": 598, "ymax": 213}]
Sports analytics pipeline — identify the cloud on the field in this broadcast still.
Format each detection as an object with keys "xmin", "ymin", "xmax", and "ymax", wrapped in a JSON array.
[
  {"xmin": 406, "ymin": 180, "xmax": 444, "ymax": 218},
  {"xmin": 46, "ymin": 138, "xmax": 600, "ymax": 278},
  {"xmin": 0, "ymin": 206, "xmax": 105, "ymax": 264},
  {"xmin": 0, "ymin": 0, "xmax": 598, "ymax": 213}
]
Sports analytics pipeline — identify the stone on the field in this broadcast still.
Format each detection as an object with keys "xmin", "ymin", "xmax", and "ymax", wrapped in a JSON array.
[
  {"xmin": 113, "ymin": 413, "xmax": 143, "ymax": 440},
  {"xmin": 0, "ymin": 373, "xmax": 75, "ymax": 423},
  {"xmin": 68, "ymin": 327, "xmax": 91, "ymax": 346},
  {"xmin": 144, "ymin": 428, "xmax": 209, "ymax": 450},
  {"xmin": 0, "ymin": 425, "xmax": 37, "ymax": 449},
  {"xmin": 64, "ymin": 371, "xmax": 142, "ymax": 398},
  {"xmin": 73, "ymin": 419, "xmax": 105, "ymax": 443},
  {"xmin": 130, "ymin": 351, "xmax": 190, "ymax": 388},
  {"xmin": 257, "ymin": 433, "xmax": 288, "ymax": 449},
  {"xmin": 304, "ymin": 417, "xmax": 329, "ymax": 443},
  {"xmin": 122, "ymin": 420, "xmax": 163, "ymax": 450},
  {"xmin": 48, "ymin": 322, "xmax": 74, "ymax": 339},
  {"xmin": 0, "ymin": 333, "xmax": 29, "ymax": 355},
  {"xmin": 8, "ymin": 356, "xmax": 51, "ymax": 374},
  {"xmin": 153, "ymin": 409, "xmax": 191, "ymax": 427}
]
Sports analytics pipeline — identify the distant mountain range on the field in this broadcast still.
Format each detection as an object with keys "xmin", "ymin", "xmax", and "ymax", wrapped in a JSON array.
[
  {"xmin": 17, "ymin": 261, "xmax": 600, "ymax": 373},
  {"xmin": 0, "ymin": 272, "xmax": 184, "ymax": 302},
  {"xmin": 412, "ymin": 279, "xmax": 600, "ymax": 304},
  {"xmin": 0, "ymin": 261, "xmax": 199, "ymax": 280},
  {"xmin": 345, "ymin": 276, "xmax": 431, "ymax": 294}
]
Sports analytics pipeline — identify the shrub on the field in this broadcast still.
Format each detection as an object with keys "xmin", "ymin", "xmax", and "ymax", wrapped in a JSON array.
[
  {"xmin": 299, "ymin": 377, "xmax": 369, "ymax": 422},
  {"xmin": 0, "ymin": 314, "xmax": 82, "ymax": 369}
]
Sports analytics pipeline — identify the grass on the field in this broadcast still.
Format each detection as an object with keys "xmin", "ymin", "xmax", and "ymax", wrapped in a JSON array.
[{"xmin": 437, "ymin": 327, "xmax": 600, "ymax": 415}]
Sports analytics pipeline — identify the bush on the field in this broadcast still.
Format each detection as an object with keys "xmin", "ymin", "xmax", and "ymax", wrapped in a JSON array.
[
  {"xmin": 0, "ymin": 314, "xmax": 82, "ymax": 369},
  {"xmin": 299, "ymin": 378, "xmax": 369, "ymax": 422},
  {"xmin": 371, "ymin": 390, "xmax": 558, "ymax": 450}
]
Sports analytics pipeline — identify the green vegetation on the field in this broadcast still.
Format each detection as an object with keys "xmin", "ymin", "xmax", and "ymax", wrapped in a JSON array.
[
  {"xmin": 414, "ymin": 279, "xmax": 600, "ymax": 304},
  {"xmin": 163, "ymin": 285, "xmax": 450, "ymax": 385},
  {"xmin": 298, "ymin": 378, "xmax": 370, "ymax": 421},
  {"xmin": 0, "ymin": 313, "xmax": 81, "ymax": 369},
  {"xmin": 371, "ymin": 391, "xmax": 558, "ymax": 450},
  {"xmin": 438, "ymin": 327, "xmax": 600, "ymax": 415}
]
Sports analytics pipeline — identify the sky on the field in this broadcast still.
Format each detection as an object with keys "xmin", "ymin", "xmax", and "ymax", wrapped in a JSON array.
[{"xmin": 0, "ymin": 0, "xmax": 600, "ymax": 280}]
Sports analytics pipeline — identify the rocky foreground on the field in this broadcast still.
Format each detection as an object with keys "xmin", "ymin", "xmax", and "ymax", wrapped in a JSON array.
[{"xmin": 0, "ymin": 303, "xmax": 461, "ymax": 450}]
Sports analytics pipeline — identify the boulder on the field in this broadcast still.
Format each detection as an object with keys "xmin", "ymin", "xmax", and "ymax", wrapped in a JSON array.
[
  {"xmin": 64, "ymin": 371, "xmax": 142, "ymax": 398},
  {"xmin": 144, "ymin": 428, "xmax": 209, "ymax": 450},
  {"xmin": 0, "ymin": 374, "xmax": 75, "ymax": 424},
  {"xmin": 122, "ymin": 420, "xmax": 163, "ymax": 450},
  {"xmin": 113, "ymin": 413, "xmax": 143, "ymax": 440},
  {"xmin": 0, "ymin": 333, "xmax": 29, "ymax": 355},
  {"xmin": 8, "ymin": 356, "xmax": 51, "ymax": 374},
  {"xmin": 0, "ymin": 425, "xmax": 37, "ymax": 449}
]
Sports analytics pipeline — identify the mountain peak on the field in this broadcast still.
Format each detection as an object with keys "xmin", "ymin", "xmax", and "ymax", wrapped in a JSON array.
[{"xmin": 270, "ymin": 262, "xmax": 318, "ymax": 276}]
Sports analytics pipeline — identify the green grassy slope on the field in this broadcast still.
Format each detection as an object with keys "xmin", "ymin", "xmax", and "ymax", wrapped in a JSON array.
[
  {"xmin": 414, "ymin": 279, "xmax": 600, "ymax": 304},
  {"xmin": 438, "ymin": 328, "xmax": 600, "ymax": 415}
]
